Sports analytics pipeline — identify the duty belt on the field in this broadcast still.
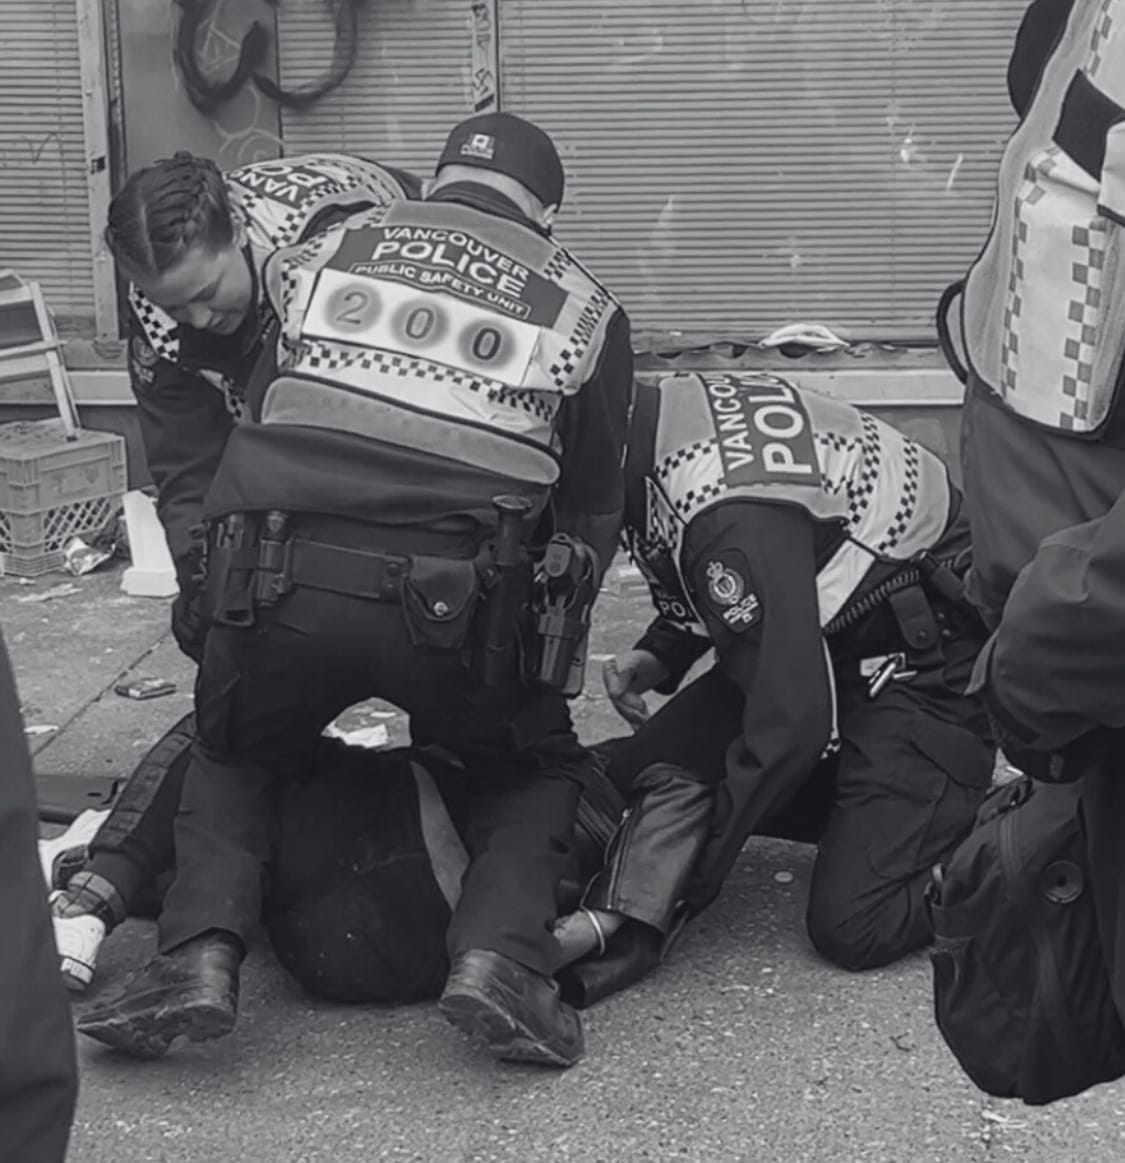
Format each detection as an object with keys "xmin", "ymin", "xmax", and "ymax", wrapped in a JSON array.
[
  {"xmin": 206, "ymin": 512, "xmax": 415, "ymax": 628},
  {"xmin": 254, "ymin": 538, "xmax": 410, "ymax": 605}
]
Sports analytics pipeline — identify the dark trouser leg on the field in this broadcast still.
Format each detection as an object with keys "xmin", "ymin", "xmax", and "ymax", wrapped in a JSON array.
[
  {"xmin": 603, "ymin": 663, "xmax": 834, "ymax": 844},
  {"xmin": 603, "ymin": 666, "xmax": 741, "ymax": 793},
  {"xmin": 157, "ymin": 615, "xmax": 363, "ymax": 954},
  {"xmin": 84, "ymin": 713, "xmax": 195, "ymax": 911},
  {"xmin": 448, "ymin": 764, "xmax": 579, "ymax": 975},
  {"xmin": 805, "ymin": 636, "xmax": 994, "ymax": 970},
  {"xmin": 418, "ymin": 687, "xmax": 586, "ymax": 977},
  {"xmin": 0, "ymin": 629, "xmax": 77, "ymax": 1162}
]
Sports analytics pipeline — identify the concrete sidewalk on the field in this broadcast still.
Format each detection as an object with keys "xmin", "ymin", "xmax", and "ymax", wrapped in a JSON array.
[{"xmin": 7, "ymin": 562, "xmax": 1125, "ymax": 1163}]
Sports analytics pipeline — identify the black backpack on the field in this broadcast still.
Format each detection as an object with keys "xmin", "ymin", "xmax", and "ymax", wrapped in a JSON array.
[{"xmin": 928, "ymin": 775, "xmax": 1125, "ymax": 1105}]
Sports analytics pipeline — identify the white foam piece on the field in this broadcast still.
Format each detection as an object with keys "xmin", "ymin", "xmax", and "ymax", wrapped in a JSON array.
[{"xmin": 120, "ymin": 490, "xmax": 178, "ymax": 598}]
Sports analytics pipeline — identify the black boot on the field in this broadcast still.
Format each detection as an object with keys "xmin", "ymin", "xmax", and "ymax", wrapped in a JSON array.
[
  {"xmin": 77, "ymin": 931, "xmax": 242, "ymax": 1059},
  {"xmin": 439, "ymin": 949, "xmax": 584, "ymax": 1068}
]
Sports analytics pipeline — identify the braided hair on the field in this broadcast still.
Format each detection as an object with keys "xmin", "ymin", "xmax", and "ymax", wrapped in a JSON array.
[{"xmin": 105, "ymin": 152, "xmax": 234, "ymax": 279}]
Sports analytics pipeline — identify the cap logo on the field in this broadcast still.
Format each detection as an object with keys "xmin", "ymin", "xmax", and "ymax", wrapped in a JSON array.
[{"xmin": 461, "ymin": 133, "xmax": 495, "ymax": 160}]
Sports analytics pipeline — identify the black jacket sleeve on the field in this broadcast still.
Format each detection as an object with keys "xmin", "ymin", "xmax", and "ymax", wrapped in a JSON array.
[
  {"xmin": 973, "ymin": 494, "xmax": 1125, "ymax": 753},
  {"xmin": 128, "ymin": 317, "xmax": 235, "ymax": 576},
  {"xmin": 680, "ymin": 500, "xmax": 834, "ymax": 905},
  {"xmin": 552, "ymin": 308, "xmax": 634, "ymax": 582}
]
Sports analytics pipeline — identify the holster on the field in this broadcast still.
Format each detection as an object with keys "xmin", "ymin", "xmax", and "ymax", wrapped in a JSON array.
[{"xmin": 525, "ymin": 534, "xmax": 599, "ymax": 697}]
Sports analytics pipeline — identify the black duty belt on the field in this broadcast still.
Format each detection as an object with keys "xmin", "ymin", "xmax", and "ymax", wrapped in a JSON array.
[{"xmin": 264, "ymin": 538, "xmax": 410, "ymax": 604}]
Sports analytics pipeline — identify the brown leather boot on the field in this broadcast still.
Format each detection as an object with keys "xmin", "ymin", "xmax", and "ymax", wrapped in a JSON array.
[
  {"xmin": 439, "ymin": 948, "xmax": 584, "ymax": 1068},
  {"xmin": 77, "ymin": 931, "xmax": 242, "ymax": 1059}
]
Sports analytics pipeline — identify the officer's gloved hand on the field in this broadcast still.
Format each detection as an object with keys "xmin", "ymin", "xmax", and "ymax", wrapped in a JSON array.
[{"xmin": 171, "ymin": 551, "xmax": 207, "ymax": 664}]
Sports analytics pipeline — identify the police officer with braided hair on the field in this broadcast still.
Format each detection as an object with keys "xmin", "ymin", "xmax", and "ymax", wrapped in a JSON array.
[
  {"xmin": 589, "ymin": 371, "xmax": 995, "ymax": 973},
  {"xmin": 106, "ymin": 150, "xmax": 419, "ymax": 647},
  {"xmin": 49, "ymin": 150, "xmax": 420, "ymax": 974},
  {"xmin": 78, "ymin": 113, "xmax": 633, "ymax": 1068}
]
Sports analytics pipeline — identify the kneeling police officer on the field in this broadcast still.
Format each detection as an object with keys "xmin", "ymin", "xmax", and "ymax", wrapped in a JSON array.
[
  {"xmin": 588, "ymin": 371, "xmax": 995, "ymax": 973},
  {"xmin": 78, "ymin": 112, "xmax": 633, "ymax": 1068}
]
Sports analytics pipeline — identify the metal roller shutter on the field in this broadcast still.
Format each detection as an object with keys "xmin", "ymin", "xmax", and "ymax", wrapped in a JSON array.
[
  {"xmin": 0, "ymin": 1, "xmax": 94, "ymax": 330},
  {"xmin": 276, "ymin": 0, "xmax": 475, "ymax": 178},
  {"xmin": 501, "ymin": 0, "xmax": 1028, "ymax": 343}
]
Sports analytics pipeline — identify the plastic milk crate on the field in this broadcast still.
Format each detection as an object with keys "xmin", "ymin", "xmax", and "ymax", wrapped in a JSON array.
[{"xmin": 0, "ymin": 418, "xmax": 127, "ymax": 578}]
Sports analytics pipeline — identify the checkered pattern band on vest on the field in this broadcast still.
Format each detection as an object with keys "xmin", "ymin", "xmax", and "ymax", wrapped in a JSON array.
[{"xmin": 962, "ymin": 0, "xmax": 1125, "ymax": 433}]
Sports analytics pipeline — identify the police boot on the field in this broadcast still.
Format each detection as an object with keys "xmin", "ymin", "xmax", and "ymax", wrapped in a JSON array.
[
  {"xmin": 76, "ymin": 930, "xmax": 242, "ymax": 1059},
  {"xmin": 439, "ymin": 948, "xmax": 585, "ymax": 1068}
]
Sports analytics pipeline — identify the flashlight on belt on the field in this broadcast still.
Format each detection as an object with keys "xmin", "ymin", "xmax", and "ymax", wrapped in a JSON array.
[{"xmin": 481, "ymin": 495, "xmax": 534, "ymax": 686}]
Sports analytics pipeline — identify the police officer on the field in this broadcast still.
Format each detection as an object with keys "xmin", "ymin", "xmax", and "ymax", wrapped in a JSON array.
[
  {"xmin": 0, "ymin": 626, "xmax": 77, "ymax": 1163},
  {"xmin": 50, "ymin": 150, "xmax": 420, "ymax": 976},
  {"xmin": 77, "ymin": 112, "xmax": 633, "ymax": 1068},
  {"xmin": 109, "ymin": 149, "xmax": 420, "ymax": 653},
  {"xmin": 592, "ymin": 371, "xmax": 995, "ymax": 970},
  {"xmin": 942, "ymin": 0, "xmax": 1125, "ymax": 628}
]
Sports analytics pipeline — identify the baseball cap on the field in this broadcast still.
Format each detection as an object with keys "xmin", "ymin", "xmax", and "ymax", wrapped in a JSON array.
[{"xmin": 436, "ymin": 112, "xmax": 565, "ymax": 207}]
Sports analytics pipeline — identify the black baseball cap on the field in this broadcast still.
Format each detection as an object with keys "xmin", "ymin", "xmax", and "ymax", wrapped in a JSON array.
[{"xmin": 436, "ymin": 112, "xmax": 565, "ymax": 207}]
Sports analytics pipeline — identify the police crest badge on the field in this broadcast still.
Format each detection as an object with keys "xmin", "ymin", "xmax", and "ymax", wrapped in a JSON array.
[
  {"xmin": 703, "ymin": 551, "xmax": 761, "ymax": 631},
  {"xmin": 131, "ymin": 335, "xmax": 159, "ymax": 368}
]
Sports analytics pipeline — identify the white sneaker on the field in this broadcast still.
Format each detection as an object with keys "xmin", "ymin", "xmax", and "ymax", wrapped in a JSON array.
[
  {"xmin": 38, "ymin": 808, "xmax": 111, "ymax": 889},
  {"xmin": 49, "ymin": 903, "xmax": 107, "ymax": 992}
]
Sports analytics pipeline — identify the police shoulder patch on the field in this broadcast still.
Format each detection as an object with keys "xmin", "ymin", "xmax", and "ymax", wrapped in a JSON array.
[
  {"xmin": 700, "ymin": 548, "xmax": 761, "ymax": 632},
  {"xmin": 131, "ymin": 334, "xmax": 159, "ymax": 368}
]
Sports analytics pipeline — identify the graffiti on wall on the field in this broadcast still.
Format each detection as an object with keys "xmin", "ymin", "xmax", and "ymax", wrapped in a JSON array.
[
  {"xmin": 169, "ymin": 0, "xmax": 284, "ymax": 166},
  {"xmin": 469, "ymin": 2, "xmax": 499, "ymax": 113}
]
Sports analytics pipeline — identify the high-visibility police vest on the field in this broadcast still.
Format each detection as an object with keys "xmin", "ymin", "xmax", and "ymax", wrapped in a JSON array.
[
  {"xmin": 629, "ymin": 372, "xmax": 953, "ymax": 635},
  {"xmin": 129, "ymin": 153, "xmax": 410, "ymax": 411},
  {"xmin": 257, "ymin": 197, "xmax": 620, "ymax": 497},
  {"xmin": 962, "ymin": 1, "xmax": 1125, "ymax": 434}
]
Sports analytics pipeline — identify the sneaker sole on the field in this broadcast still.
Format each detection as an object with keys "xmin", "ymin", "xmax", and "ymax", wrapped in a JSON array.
[
  {"xmin": 439, "ymin": 988, "xmax": 581, "ymax": 1068},
  {"xmin": 60, "ymin": 955, "xmax": 94, "ymax": 993},
  {"xmin": 77, "ymin": 995, "xmax": 235, "ymax": 1060}
]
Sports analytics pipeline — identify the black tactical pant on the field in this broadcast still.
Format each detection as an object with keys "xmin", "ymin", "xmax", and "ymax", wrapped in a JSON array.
[
  {"xmin": 604, "ymin": 627, "xmax": 995, "ymax": 972},
  {"xmin": 157, "ymin": 522, "xmax": 587, "ymax": 978},
  {"xmin": 0, "ymin": 629, "xmax": 77, "ymax": 1163}
]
